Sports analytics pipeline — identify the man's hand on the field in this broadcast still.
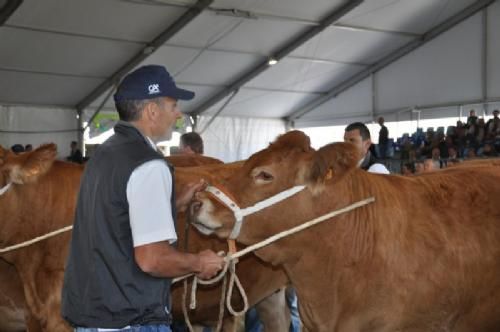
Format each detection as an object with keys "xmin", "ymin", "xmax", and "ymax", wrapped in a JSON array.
[
  {"xmin": 176, "ymin": 179, "xmax": 207, "ymax": 212},
  {"xmin": 196, "ymin": 250, "xmax": 225, "ymax": 280}
]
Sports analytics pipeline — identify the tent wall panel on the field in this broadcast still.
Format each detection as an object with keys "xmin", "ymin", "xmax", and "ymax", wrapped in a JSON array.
[
  {"xmin": 294, "ymin": 76, "xmax": 372, "ymax": 127},
  {"xmin": 0, "ymin": 105, "xmax": 78, "ymax": 158},
  {"xmin": 375, "ymin": 13, "xmax": 483, "ymax": 112}
]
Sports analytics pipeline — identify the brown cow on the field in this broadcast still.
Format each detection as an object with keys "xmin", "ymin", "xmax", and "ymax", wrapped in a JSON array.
[
  {"xmin": 0, "ymin": 145, "xmax": 79, "ymax": 332},
  {"xmin": 172, "ymin": 165, "xmax": 290, "ymax": 331},
  {"xmin": 0, "ymin": 145, "xmax": 289, "ymax": 331},
  {"xmin": 191, "ymin": 130, "xmax": 500, "ymax": 332}
]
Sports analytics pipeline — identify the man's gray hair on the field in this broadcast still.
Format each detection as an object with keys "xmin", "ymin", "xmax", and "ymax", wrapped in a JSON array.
[{"xmin": 115, "ymin": 98, "xmax": 164, "ymax": 122}]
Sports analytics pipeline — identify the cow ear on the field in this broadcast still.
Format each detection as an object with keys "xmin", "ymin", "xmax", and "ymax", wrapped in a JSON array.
[
  {"xmin": 308, "ymin": 142, "xmax": 360, "ymax": 184},
  {"xmin": 8, "ymin": 144, "xmax": 57, "ymax": 184}
]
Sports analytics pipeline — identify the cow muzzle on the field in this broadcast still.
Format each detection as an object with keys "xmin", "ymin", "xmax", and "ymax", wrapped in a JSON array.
[{"xmin": 189, "ymin": 194, "xmax": 224, "ymax": 235}]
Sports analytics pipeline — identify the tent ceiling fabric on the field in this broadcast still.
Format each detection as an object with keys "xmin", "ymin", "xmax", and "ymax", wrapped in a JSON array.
[{"xmin": 0, "ymin": 0, "xmax": 484, "ymax": 121}]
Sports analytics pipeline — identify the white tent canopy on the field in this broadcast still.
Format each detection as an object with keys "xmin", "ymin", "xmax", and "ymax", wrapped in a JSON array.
[{"xmin": 1, "ymin": 0, "xmax": 499, "ymax": 159}]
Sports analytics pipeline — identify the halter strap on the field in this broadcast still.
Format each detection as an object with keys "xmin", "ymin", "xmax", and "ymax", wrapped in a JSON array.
[{"xmin": 205, "ymin": 184, "xmax": 306, "ymax": 239}]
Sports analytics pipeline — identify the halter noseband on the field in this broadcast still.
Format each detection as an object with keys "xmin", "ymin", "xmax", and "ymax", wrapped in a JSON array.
[{"xmin": 205, "ymin": 184, "xmax": 306, "ymax": 239}]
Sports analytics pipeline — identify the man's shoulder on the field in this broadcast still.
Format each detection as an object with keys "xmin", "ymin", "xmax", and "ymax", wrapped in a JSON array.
[{"xmin": 368, "ymin": 163, "xmax": 390, "ymax": 174}]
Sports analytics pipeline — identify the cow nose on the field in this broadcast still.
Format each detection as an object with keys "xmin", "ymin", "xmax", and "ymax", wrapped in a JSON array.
[{"xmin": 190, "ymin": 199, "xmax": 203, "ymax": 215}]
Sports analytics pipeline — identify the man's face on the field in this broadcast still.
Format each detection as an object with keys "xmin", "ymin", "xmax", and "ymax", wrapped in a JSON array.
[
  {"xmin": 424, "ymin": 159, "xmax": 435, "ymax": 172},
  {"xmin": 431, "ymin": 148, "xmax": 440, "ymax": 159},
  {"xmin": 415, "ymin": 162, "xmax": 424, "ymax": 174},
  {"xmin": 151, "ymin": 97, "xmax": 181, "ymax": 141},
  {"xmin": 494, "ymin": 111, "xmax": 499, "ymax": 118},
  {"xmin": 344, "ymin": 129, "xmax": 371, "ymax": 157}
]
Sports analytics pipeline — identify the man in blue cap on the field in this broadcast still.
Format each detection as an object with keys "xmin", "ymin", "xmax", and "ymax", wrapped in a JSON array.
[{"xmin": 62, "ymin": 65, "xmax": 224, "ymax": 332}]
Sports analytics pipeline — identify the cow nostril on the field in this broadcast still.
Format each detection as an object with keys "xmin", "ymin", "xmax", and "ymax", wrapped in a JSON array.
[{"xmin": 191, "ymin": 200, "xmax": 202, "ymax": 214}]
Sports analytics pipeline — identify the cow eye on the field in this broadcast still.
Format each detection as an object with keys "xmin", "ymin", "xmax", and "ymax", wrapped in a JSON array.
[{"xmin": 255, "ymin": 171, "xmax": 274, "ymax": 182}]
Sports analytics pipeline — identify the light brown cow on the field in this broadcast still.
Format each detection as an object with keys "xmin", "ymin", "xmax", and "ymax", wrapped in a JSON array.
[
  {"xmin": 191, "ymin": 130, "xmax": 500, "ymax": 332},
  {"xmin": 0, "ymin": 145, "xmax": 79, "ymax": 332},
  {"xmin": 173, "ymin": 165, "xmax": 290, "ymax": 331},
  {"xmin": 0, "ymin": 144, "xmax": 289, "ymax": 331}
]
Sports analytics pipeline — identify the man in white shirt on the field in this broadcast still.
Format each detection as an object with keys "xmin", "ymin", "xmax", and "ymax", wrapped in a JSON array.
[
  {"xmin": 344, "ymin": 122, "xmax": 390, "ymax": 174},
  {"xmin": 62, "ymin": 65, "xmax": 224, "ymax": 332}
]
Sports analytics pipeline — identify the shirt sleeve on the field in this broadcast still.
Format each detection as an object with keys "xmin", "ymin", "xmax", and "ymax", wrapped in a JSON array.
[{"xmin": 127, "ymin": 159, "xmax": 177, "ymax": 247}]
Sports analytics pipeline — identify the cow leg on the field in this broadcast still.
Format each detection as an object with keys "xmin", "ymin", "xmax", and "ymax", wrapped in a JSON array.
[
  {"xmin": 254, "ymin": 288, "xmax": 290, "ymax": 332},
  {"xmin": 17, "ymin": 263, "xmax": 70, "ymax": 332},
  {"xmin": 26, "ymin": 311, "xmax": 43, "ymax": 332}
]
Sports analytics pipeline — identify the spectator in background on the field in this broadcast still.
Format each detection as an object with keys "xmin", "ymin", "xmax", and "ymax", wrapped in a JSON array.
[
  {"xmin": 431, "ymin": 147, "xmax": 444, "ymax": 168},
  {"xmin": 480, "ymin": 143, "xmax": 498, "ymax": 157},
  {"xmin": 414, "ymin": 160, "xmax": 425, "ymax": 175},
  {"xmin": 377, "ymin": 116, "xmax": 389, "ymax": 159},
  {"xmin": 467, "ymin": 148, "xmax": 477, "ymax": 159},
  {"xmin": 448, "ymin": 146, "xmax": 458, "ymax": 160},
  {"xmin": 424, "ymin": 159, "xmax": 440, "ymax": 173},
  {"xmin": 25, "ymin": 144, "xmax": 33, "ymax": 152},
  {"xmin": 344, "ymin": 122, "xmax": 389, "ymax": 174},
  {"xmin": 466, "ymin": 109, "xmax": 478, "ymax": 129},
  {"xmin": 11, "ymin": 144, "xmax": 25, "ymax": 154},
  {"xmin": 438, "ymin": 134, "xmax": 450, "ymax": 159},
  {"xmin": 401, "ymin": 162, "xmax": 415, "ymax": 176},
  {"xmin": 476, "ymin": 118, "xmax": 486, "ymax": 144},
  {"xmin": 66, "ymin": 141, "xmax": 83, "ymax": 164},
  {"xmin": 455, "ymin": 121, "xmax": 466, "ymax": 157},
  {"xmin": 486, "ymin": 109, "xmax": 500, "ymax": 140},
  {"xmin": 179, "ymin": 132, "xmax": 204, "ymax": 155}
]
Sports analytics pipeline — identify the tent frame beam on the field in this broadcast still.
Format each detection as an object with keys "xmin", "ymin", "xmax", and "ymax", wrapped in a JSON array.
[
  {"xmin": 188, "ymin": 0, "xmax": 364, "ymax": 117},
  {"xmin": 287, "ymin": 0, "xmax": 496, "ymax": 121},
  {"xmin": 75, "ymin": 0, "xmax": 213, "ymax": 112},
  {"xmin": 0, "ymin": 0, "xmax": 22, "ymax": 26}
]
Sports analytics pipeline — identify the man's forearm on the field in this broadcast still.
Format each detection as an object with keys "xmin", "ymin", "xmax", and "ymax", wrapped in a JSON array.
[{"xmin": 134, "ymin": 242, "xmax": 201, "ymax": 278}]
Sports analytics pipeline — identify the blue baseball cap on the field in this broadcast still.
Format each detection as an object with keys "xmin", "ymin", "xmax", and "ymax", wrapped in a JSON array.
[{"xmin": 113, "ymin": 65, "xmax": 195, "ymax": 103}]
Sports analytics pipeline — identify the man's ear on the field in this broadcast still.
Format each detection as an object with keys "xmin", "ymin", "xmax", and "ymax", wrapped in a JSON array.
[
  {"xmin": 363, "ymin": 139, "xmax": 372, "ymax": 155},
  {"xmin": 143, "ymin": 101, "xmax": 156, "ymax": 121},
  {"xmin": 308, "ymin": 142, "xmax": 360, "ymax": 185}
]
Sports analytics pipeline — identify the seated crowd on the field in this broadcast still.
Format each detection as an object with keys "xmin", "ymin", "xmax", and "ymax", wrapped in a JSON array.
[{"xmin": 395, "ymin": 109, "xmax": 500, "ymax": 175}]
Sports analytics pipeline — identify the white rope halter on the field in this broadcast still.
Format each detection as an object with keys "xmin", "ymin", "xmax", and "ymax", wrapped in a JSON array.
[
  {"xmin": 0, "ymin": 182, "xmax": 12, "ymax": 196},
  {"xmin": 205, "ymin": 184, "xmax": 306, "ymax": 239}
]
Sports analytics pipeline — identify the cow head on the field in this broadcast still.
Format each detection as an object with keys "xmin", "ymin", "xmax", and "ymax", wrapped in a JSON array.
[
  {"xmin": 0, "ymin": 144, "xmax": 57, "ymax": 188},
  {"xmin": 190, "ymin": 131, "xmax": 361, "ymax": 247}
]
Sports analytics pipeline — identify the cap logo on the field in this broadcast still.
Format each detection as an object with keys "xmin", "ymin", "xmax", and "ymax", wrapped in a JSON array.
[{"xmin": 148, "ymin": 84, "xmax": 160, "ymax": 95}]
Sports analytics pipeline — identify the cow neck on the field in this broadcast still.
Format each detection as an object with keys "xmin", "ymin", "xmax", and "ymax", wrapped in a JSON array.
[
  {"xmin": 0, "ymin": 182, "xmax": 12, "ymax": 196},
  {"xmin": 205, "ymin": 184, "xmax": 306, "ymax": 239}
]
